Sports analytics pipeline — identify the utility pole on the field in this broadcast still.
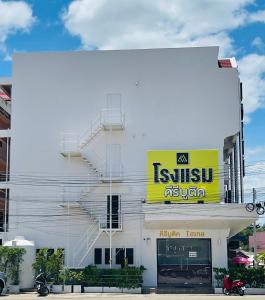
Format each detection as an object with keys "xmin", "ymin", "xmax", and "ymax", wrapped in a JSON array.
[
  {"xmin": 109, "ymin": 124, "xmax": 112, "ymax": 269},
  {"xmin": 253, "ymin": 188, "xmax": 257, "ymax": 268},
  {"xmin": 4, "ymin": 137, "xmax": 9, "ymax": 241}
]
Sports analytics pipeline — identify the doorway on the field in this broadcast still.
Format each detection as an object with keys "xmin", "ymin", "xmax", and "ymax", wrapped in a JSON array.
[
  {"xmin": 107, "ymin": 195, "xmax": 120, "ymax": 229},
  {"xmin": 157, "ymin": 238, "xmax": 212, "ymax": 288}
]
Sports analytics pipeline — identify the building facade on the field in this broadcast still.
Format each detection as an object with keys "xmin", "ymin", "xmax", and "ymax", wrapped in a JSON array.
[
  {"xmin": 0, "ymin": 47, "xmax": 257, "ymax": 291},
  {"xmin": 249, "ymin": 232, "xmax": 265, "ymax": 253}
]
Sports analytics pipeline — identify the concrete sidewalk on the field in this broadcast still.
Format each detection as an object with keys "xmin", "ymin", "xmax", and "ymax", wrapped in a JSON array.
[{"xmin": 3, "ymin": 293, "xmax": 265, "ymax": 300}]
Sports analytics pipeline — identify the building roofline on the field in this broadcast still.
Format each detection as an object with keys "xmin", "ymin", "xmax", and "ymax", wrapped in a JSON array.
[
  {"xmin": 13, "ymin": 46, "xmax": 220, "ymax": 57},
  {"xmin": 0, "ymin": 77, "xmax": 12, "ymax": 85}
]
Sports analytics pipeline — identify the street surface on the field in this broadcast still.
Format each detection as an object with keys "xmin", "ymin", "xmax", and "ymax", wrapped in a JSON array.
[{"xmin": 3, "ymin": 293, "xmax": 265, "ymax": 300}]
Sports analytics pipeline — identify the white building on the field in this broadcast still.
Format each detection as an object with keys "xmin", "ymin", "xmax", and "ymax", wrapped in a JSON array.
[{"xmin": 0, "ymin": 47, "xmax": 257, "ymax": 292}]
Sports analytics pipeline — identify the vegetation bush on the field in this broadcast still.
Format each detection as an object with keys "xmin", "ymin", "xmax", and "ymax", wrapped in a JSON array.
[
  {"xmin": 256, "ymin": 252, "xmax": 265, "ymax": 265},
  {"xmin": 70, "ymin": 265, "xmax": 145, "ymax": 289},
  {"xmin": 32, "ymin": 248, "xmax": 64, "ymax": 284},
  {"xmin": 33, "ymin": 250, "xmax": 145, "ymax": 289},
  {"xmin": 214, "ymin": 266, "xmax": 265, "ymax": 288},
  {"xmin": 0, "ymin": 246, "xmax": 26, "ymax": 285}
]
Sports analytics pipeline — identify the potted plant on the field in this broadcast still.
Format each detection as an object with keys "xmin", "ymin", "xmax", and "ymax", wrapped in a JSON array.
[
  {"xmin": 62, "ymin": 268, "xmax": 73, "ymax": 293},
  {"xmin": 48, "ymin": 249, "xmax": 64, "ymax": 293},
  {"xmin": 7, "ymin": 248, "xmax": 26, "ymax": 294},
  {"xmin": 213, "ymin": 267, "xmax": 227, "ymax": 294},
  {"xmin": 32, "ymin": 248, "xmax": 52, "ymax": 292},
  {"xmin": 72, "ymin": 271, "xmax": 84, "ymax": 293}
]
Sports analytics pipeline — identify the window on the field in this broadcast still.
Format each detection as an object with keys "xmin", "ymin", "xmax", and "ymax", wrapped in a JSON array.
[
  {"xmin": 94, "ymin": 248, "xmax": 102, "ymax": 265},
  {"xmin": 115, "ymin": 248, "xmax": 134, "ymax": 265},
  {"xmin": 105, "ymin": 248, "xmax": 110, "ymax": 264},
  {"xmin": 115, "ymin": 248, "xmax": 125, "ymax": 264},
  {"xmin": 126, "ymin": 248, "xmax": 134, "ymax": 265},
  {"xmin": 58, "ymin": 248, "xmax": 65, "ymax": 264},
  {"xmin": 36, "ymin": 248, "xmax": 64, "ymax": 260},
  {"xmin": 47, "ymin": 248, "xmax": 54, "ymax": 256},
  {"xmin": 0, "ymin": 189, "xmax": 9, "ymax": 231}
]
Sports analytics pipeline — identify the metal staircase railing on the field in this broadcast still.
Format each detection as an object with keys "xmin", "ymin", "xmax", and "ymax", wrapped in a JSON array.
[
  {"xmin": 60, "ymin": 108, "xmax": 124, "ymax": 156},
  {"xmin": 79, "ymin": 114, "xmax": 103, "ymax": 149},
  {"xmin": 73, "ymin": 220, "xmax": 101, "ymax": 267},
  {"xmin": 60, "ymin": 107, "xmax": 125, "ymax": 267},
  {"xmin": 79, "ymin": 108, "xmax": 125, "ymax": 149}
]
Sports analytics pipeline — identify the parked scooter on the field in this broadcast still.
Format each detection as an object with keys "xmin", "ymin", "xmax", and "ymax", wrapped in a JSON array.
[
  {"xmin": 223, "ymin": 275, "xmax": 245, "ymax": 296},
  {"xmin": 35, "ymin": 273, "xmax": 49, "ymax": 296}
]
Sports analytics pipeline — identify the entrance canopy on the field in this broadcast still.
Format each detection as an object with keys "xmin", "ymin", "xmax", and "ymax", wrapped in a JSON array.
[{"xmin": 143, "ymin": 203, "xmax": 257, "ymax": 237}]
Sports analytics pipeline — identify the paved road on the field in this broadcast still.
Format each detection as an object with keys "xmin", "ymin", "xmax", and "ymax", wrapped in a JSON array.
[{"xmin": 3, "ymin": 293, "xmax": 265, "ymax": 300}]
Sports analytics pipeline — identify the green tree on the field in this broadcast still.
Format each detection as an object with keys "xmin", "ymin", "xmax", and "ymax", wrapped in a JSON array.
[
  {"xmin": 33, "ymin": 248, "xmax": 64, "ymax": 285},
  {"xmin": 7, "ymin": 248, "xmax": 26, "ymax": 285},
  {"xmin": 47, "ymin": 249, "xmax": 64, "ymax": 284},
  {"xmin": 0, "ymin": 247, "xmax": 26, "ymax": 285},
  {"xmin": 231, "ymin": 224, "xmax": 265, "ymax": 251},
  {"xmin": 256, "ymin": 252, "xmax": 265, "ymax": 265},
  {"xmin": 0, "ymin": 246, "xmax": 10, "ymax": 273},
  {"xmin": 32, "ymin": 248, "xmax": 49, "ymax": 275}
]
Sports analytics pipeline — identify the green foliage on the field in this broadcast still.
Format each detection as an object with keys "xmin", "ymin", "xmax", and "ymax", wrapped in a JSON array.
[
  {"xmin": 232, "ymin": 224, "xmax": 265, "ymax": 251},
  {"xmin": 32, "ymin": 248, "xmax": 64, "ymax": 285},
  {"xmin": 7, "ymin": 248, "xmax": 26, "ymax": 285},
  {"xmin": 0, "ymin": 247, "xmax": 10, "ymax": 273},
  {"xmin": 61, "ymin": 268, "xmax": 75, "ymax": 285},
  {"xmin": 47, "ymin": 249, "xmax": 64, "ymax": 284},
  {"xmin": 256, "ymin": 252, "xmax": 265, "ymax": 265},
  {"xmin": 70, "ymin": 265, "xmax": 145, "ymax": 289},
  {"xmin": 32, "ymin": 248, "xmax": 49, "ymax": 275},
  {"xmin": 214, "ymin": 266, "xmax": 265, "ymax": 288},
  {"xmin": 213, "ymin": 267, "xmax": 227, "ymax": 287},
  {"xmin": 0, "ymin": 246, "xmax": 26, "ymax": 285},
  {"xmin": 72, "ymin": 271, "xmax": 85, "ymax": 285}
]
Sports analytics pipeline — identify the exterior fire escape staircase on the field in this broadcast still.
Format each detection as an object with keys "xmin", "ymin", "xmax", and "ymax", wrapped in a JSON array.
[{"xmin": 60, "ymin": 106, "xmax": 125, "ymax": 267}]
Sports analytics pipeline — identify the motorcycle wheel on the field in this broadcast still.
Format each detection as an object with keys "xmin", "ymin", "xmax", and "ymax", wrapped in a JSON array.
[
  {"xmin": 223, "ymin": 288, "xmax": 230, "ymax": 295},
  {"xmin": 256, "ymin": 207, "xmax": 265, "ymax": 215},
  {"xmin": 246, "ymin": 203, "xmax": 255, "ymax": 212},
  {"xmin": 38, "ymin": 286, "xmax": 49, "ymax": 296},
  {"xmin": 239, "ymin": 288, "xmax": 244, "ymax": 296}
]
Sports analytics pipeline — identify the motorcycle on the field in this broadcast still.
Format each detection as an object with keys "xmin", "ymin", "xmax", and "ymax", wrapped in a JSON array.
[
  {"xmin": 35, "ymin": 273, "xmax": 50, "ymax": 296},
  {"xmin": 223, "ymin": 275, "xmax": 245, "ymax": 296}
]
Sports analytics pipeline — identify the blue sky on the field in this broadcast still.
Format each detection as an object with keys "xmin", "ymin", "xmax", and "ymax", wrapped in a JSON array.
[{"xmin": 0, "ymin": 0, "xmax": 265, "ymax": 197}]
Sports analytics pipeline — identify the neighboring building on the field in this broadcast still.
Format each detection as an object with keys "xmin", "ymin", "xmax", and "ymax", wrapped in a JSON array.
[
  {"xmin": 249, "ymin": 232, "xmax": 265, "ymax": 253},
  {"xmin": 0, "ymin": 82, "xmax": 11, "ymax": 235},
  {"xmin": 0, "ymin": 47, "xmax": 257, "ymax": 292}
]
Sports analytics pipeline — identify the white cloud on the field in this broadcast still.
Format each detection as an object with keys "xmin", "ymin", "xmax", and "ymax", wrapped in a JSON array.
[
  {"xmin": 249, "ymin": 9, "xmax": 265, "ymax": 22},
  {"xmin": 238, "ymin": 54, "xmax": 265, "ymax": 120},
  {"xmin": 244, "ymin": 145, "xmax": 265, "ymax": 200},
  {"xmin": 252, "ymin": 36, "xmax": 265, "ymax": 51},
  {"xmin": 3, "ymin": 53, "xmax": 12, "ymax": 62},
  {"xmin": 62, "ymin": 0, "xmax": 255, "ymax": 56},
  {"xmin": 246, "ymin": 145, "xmax": 265, "ymax": 159},
  {"xmin": 244, "ymin": 162, "xmax": 265, "ymax": 191},
  {"xmin": 62, "ymin": 0, "xmax": 265, "ymax": 120},
  {"xmin": 0, "ymin": 1, "xmax": 35, "ymax": 51}
]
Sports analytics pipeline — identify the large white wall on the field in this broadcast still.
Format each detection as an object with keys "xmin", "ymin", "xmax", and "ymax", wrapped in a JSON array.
[{"xmin": 7, "ymin": 47, "xmax": 242, "ymax": 287}]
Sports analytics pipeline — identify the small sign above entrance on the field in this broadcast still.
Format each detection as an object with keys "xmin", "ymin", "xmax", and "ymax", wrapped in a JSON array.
[
  {"xmin": 159, "ymin": 230, "xmax": 205, "ymax": 238},
  {"xmin": 189, "ymin": 251, "xmax": 197, "ymax": 258}
]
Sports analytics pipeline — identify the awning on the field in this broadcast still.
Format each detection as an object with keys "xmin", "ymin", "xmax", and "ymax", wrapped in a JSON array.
[{"xmin": 143, "ymin": 203, "xmax": 257, "ymax": 237}]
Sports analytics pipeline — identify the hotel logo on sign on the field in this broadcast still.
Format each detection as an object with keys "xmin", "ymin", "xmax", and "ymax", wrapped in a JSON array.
[
  {"xmin": 147, "ymin": 150, "xmax": 220, "ymax": 203},
  {"xmin": 176, "ymin": 153, "xmax": 189, "ymax": 165}
]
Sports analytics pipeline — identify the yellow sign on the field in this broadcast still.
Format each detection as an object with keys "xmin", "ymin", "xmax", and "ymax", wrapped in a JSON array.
[
  {"xmin": 147, "ymin": 150, "xmax": 220, "ymax": 203},
  {"xmin": 159, "ymin": 230, "xmax": 205, "ymax": 238}
]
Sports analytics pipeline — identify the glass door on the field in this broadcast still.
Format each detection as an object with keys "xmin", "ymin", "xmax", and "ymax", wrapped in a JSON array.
[
  {"xmin": 157, "ymin": 238, "xmax": 212, "ymax": 287},
  {"xmin": 107, "ymin": 195, "xmax": 120, "ymax": 229}
]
